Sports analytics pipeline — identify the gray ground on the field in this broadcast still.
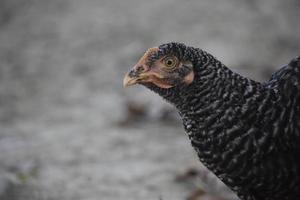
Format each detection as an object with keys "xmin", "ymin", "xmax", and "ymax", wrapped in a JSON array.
[{"xmin": 0, "ymin": 0, "xmax": 299, "ymax": 200}]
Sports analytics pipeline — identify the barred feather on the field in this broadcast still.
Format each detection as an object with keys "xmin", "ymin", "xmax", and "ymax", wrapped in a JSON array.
[{"xmin": 145, "ymin": 43, "xmax": 300, "ymax": 200}]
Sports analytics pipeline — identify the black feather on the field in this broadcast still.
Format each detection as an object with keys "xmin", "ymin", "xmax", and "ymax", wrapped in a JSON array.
[{"xmin": 144, "ymin": 42, "xmax": 300, "ymax": 200}]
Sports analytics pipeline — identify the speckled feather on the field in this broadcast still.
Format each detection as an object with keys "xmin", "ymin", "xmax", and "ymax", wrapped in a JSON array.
[{"xmin": 144, "ymin": 43, "xmax": 300, "ymax": 200}]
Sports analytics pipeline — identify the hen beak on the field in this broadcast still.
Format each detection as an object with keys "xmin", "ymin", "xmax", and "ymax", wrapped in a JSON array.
[
  {"xmin": 123, "ymin": 47, "xmax": 163, "ymax": 87},
  {"xmin": 123, "ymin": 67, "xmax": 164, "ymax": 87},
  {"xmin": 123, "ymin": 73, "xmax": 138, "ymax": 87},
  {"xmin": 123, "ymin": 69, "xmax": 148, "ymax": 87}
]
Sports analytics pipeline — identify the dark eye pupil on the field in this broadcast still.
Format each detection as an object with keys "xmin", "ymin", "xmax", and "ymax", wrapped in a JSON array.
[{"xmin": 167, "ymin": 60, "xmax": 173, "ymax": 65}]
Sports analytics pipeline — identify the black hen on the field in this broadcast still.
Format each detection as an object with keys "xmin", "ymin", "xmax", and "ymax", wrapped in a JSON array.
[{"xmin": 123, "ymin": 42, "xmax": 300, "ymax": 200}]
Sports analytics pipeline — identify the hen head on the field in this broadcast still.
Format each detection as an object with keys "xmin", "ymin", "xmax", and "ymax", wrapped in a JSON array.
[{"xmin": 123, "ymin": 42, "xmax": 195, "ymax": 89}]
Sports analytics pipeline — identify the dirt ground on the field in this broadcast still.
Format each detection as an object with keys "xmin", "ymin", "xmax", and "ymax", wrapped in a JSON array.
[{"xmin": 0, "ymin": 0, "xmax": 299, "ymax": 200}]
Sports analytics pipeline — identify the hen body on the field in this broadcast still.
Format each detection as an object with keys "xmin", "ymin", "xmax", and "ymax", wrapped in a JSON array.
[{"xmin": 124, "ymin": 43, "xmax": 300, "ymax": 200}]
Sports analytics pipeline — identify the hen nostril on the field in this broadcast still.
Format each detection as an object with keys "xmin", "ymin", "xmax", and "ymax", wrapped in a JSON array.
[
  {"xmin": 128, "ymin": 69, "xmax": 138, "ymax": 77},
  {"xmin": 136, "ymin": 65, "xmax": 145, "ymax": 73}
]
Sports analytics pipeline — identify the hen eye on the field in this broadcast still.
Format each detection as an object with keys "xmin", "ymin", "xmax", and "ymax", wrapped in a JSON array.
[{"xmin": 163, "ymin": 56, "xmax": 178, "ymax": 69}]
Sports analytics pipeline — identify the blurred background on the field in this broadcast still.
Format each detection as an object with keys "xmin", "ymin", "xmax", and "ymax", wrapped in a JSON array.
[{"xmin": 0, "ymin": 0, "xmax": 299, "ymax": 199}]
